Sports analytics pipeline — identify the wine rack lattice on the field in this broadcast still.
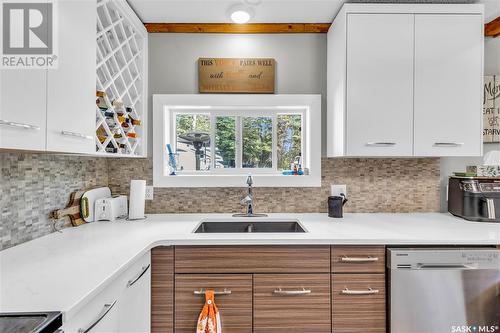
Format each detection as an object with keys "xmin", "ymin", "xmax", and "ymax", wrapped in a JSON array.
[{"xmin": 95, "ymin": 0, "xmax": 147, "ymax": 157}]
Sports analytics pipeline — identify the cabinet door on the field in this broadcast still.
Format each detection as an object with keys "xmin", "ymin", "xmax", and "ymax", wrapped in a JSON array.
[
  {"xmin": 0, "ymin": 70, "xmax": 47, "ymax": 150},
  {"xmin": 346, "ymin": 14, "xmax": 414, "ymax": 156},
  {"xmin": 253, "ymin": 274, "xmax": 331, "ymax": 333},
  {"xmin": 175, "ymin": 274, "xmax": 253, "ymax": 333},
  {"xmin": 117, "ymin": 252, "xmax": 151, "ymax": 333},
  {"xmin": 46, "ymin": 0, "xmax": 95, "ymax": 154},
  {"xmin": 62, "ymin": 286, "xmax": 120, "ymax": 333},
  {"xmin": 152, "ymin": 247, "xmax": 174, "ymax": 333},
  {"xmin": 414, "ymin": 14, "xmax": 483, "ymax": 156},
  {"xmin": 332, "ymin": 274, "xmax": 386, "ymax": 333}
]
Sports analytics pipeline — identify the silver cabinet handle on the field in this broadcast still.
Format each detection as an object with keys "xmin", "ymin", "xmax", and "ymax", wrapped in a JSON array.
[
  {"xmin": 341, "ymin": 288, "xmax": 379, "ymax": 295},
  {"xmin": 486, "ymin": 198, "xmax": 496, "ymax": 220},
  {"xmin": 0, "ymin": 119, "xmax": 40, "ymax": 130},
  {"xmin": 273, "ymin": 288, "xmax": 311, "ymax": 295},
  {"xmin": 433, "ymin": 142, "xmax": 464, "ymax": 147},
  {"xmin": 341, "ymin": 256, "xmax": 379, "ymax": 263},
  {"xmin": 78, "ymin": 300, "xmax": 117, "ymax": 333},
  {"xmin": 127, "ymin": 264, "xmax": 150, "ymax": 287},
  {"xmin": 366, "ymin": 142, "xmax": 396, "ymax": 147},
  {"xmin": 61, "ymin": 130, "xmax": 94, "ymax": 140},
  {"xmin": 194, "ymin": 288, "xmax": 232, "ymax": 295}
]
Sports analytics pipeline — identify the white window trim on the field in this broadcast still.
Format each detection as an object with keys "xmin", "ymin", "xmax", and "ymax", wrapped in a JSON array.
[{"xmin": 153, "ymin": 94, "xmax": 321, "ymax": 187}]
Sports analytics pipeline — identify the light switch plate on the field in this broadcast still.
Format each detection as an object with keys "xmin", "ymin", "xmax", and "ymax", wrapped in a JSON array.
[
  {"xmin": 331, "ymin": 184, "xmax": 347, "ymax": 197},
  {"xmin": 145, "ymin": 186, "xmax": 154, "ymax": 200}
]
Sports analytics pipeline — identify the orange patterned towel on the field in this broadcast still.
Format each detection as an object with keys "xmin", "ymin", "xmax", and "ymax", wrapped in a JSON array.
[{"xmin": 196, "ymin": 290, "xmax": 222, "ymax": 333}]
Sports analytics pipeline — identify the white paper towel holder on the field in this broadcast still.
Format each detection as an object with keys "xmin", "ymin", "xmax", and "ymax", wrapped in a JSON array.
[{"xmin": 128, "ymin": 179, "xmax": 147, "ymax": 221}]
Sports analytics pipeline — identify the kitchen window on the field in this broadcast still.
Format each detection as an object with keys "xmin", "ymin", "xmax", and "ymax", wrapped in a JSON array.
[{"xmin": 153, "ymin": 95, "xmax": 321, "ymax": 187}]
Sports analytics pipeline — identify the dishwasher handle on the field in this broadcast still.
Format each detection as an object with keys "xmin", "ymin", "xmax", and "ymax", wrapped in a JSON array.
[{"xmin": 416, "ymin": 263, "xmax": 477, "ymax": 270}]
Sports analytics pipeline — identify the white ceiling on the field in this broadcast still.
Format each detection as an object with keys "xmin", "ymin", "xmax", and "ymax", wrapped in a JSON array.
[{"xmin": 128, "ymin": 0, "xmax": 500, "ymax": 24}]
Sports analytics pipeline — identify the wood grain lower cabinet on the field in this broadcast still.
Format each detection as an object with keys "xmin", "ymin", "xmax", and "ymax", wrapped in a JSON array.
[
  {"xmin": 151, "ymin": 247, "xmax": 174, "ymax": 333},
  {"xmin": 253, "ymin": 274, "xmax": 331, "ymax": 333},
  {"xmin": 331, "ymin": 246, "xmax": 386, "ymax": 273},
  {"xmin": 175, "ymin": 274, "xmax": 253, "ymax": 333},
  {"xmin": 175, "ymin": 246, "xmax": 330, "ymax": 273},
  {"xmin": 332, "ymin": 273, "xmax": 386, "ymax": 333}
]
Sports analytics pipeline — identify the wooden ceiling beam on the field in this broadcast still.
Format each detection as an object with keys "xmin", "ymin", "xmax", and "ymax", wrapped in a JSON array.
[
  {"xmin": 144, "ymin": 23, "xmax": 331, "ymax": 34},
  {"xmin": 485, "ymin": 16, "xmax": 500, "ymax": 38}
]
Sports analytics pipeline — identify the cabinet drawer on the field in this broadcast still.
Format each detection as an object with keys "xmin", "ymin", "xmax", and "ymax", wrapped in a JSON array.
[
  {"xmin": 175, "ymin": 246, "xmax": 330, "ymax": 273},
  {"xmin": 175, "ymin": 274, "xmax": 252, "ymax": 333},
  {"xmin": 254, "ymin": 274, "xmax": 331, "ymax": 333},
  {"xmin": 332, "ymin": 274, "xmax": 386, "ymax": 333},
  {"xmin": 331, "ymin": 246, "xmax": 385, "ymax": 273}
]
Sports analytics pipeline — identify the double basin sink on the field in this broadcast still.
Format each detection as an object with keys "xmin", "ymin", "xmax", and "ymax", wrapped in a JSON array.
[{"xmin": 194, "ymin": 218, "xmax": 306, "ymax": 233}]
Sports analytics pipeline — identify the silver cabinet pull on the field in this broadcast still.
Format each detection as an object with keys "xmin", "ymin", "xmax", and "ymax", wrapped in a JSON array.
[
  {"xmin": 341, "ymin": 288, "xmax": 379, "ymax": 295},
  {"xmin": 366, "ymin": 142, "xmax": 396, "ymax": 147},
  {"xmin": 273, "ymin": 288, "xmax": 311, "ymax": 296},
  {"xmin": 486, "ymin": 198, "xmax": 496, "ymax": 220},
  {"xmin": 61, "ymin": 130, "xmax": 94, "ymax": 140},
  {"xmin": 341, "ymin": 256, "xmax": 379, "ymax": 263},
  {"xmin": 127, "ymin": 264, "xmax": 150, "ymax": 287},
  {"xmin": 194, "ymin": 288, "xmax": 232, "ymax": 295},
  {"xmin": 78, "ymin": 300, "xmax": 117, "ymax": 333},
  {"xmin": 0, "ymin": 119, "xmax": 40, "ymax": 130},
  {"xmin": 433, "ymin": 142, "xmax": 464, "ymax": 147}
]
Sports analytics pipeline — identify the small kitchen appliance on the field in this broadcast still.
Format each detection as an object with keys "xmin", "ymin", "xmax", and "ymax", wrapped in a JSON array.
[
  {"xmin": 328, "ymin": 194, "xmax": 347, "ymax": 218},
  {"xmin": 95, "ymin": 195, "xmax": 128, "ymax": 221},
  {"xmin": 448, "ymin": 176, "xmax": 500, "ymax": 222}
]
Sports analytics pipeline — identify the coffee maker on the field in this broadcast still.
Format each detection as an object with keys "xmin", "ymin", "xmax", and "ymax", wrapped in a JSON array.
[{"xmin": 448, "ymin": 176, "xmax": 500, "ymax": 222}]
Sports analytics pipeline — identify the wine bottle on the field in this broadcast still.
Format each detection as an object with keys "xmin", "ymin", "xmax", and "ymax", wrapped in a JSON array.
[
  {"xmin": 96, "ymin": 91, "xmax": 111, "ymax": 111},
  {"xmin": 126, "ymin": 132, "xmax": 138, "ymax": 138}
]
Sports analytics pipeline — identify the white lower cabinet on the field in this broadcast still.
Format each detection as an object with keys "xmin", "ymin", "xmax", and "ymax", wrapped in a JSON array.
[{"xmin": 63, "ymin": 252, "xmax": 151, "ymax": 333}]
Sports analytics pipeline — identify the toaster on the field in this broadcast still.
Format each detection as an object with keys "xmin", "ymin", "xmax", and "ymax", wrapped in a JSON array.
[
  {"xmin": 448, "ymin": 176, "xmax": 500, "ymax": 222},
  {"xmin": 95, "ymin": 195, "xmax": 128, "ymax": 221}
]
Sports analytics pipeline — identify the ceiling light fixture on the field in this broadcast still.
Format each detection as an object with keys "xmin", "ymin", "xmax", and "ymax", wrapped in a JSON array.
[{"xmin": 228, "ymin": 4, "xmax": 253, "ymax": 24}]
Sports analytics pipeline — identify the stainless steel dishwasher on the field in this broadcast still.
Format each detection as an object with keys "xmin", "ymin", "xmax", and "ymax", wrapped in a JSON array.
[{"xmin": 388, "ymin": 248, "xmax": 500, "ymax": 333}]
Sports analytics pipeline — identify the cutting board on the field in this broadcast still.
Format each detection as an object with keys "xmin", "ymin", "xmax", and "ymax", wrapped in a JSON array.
[
  {"xmin": 49, "ymin": 190, "xmax": 86, "ymax": 226},
  {"xmin": 81, "ymin": 187, "xmax": 112, "ymax": 222}
]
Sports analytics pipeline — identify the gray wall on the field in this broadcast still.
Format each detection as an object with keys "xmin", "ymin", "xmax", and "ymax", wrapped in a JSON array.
[
  {"xmin": 439, "ymin": 36, "xmax": 500, "ymax": 211},
  {"xmin": 148, "ymin": 33, "xmax": 327, "ymax": 154}
]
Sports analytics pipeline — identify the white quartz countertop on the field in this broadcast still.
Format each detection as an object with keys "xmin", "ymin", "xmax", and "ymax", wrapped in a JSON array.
[{"xmin": 0, "ymin": 213, "xmax": 499, "ymax": 321}]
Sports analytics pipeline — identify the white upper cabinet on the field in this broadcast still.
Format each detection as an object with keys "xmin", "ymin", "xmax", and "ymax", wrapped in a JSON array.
[
  {"xmin": 46, "ymin": 0, "xmax": 96, "ymax": 154},
  {"xmin": 327, "ymin": 4, "xmax": 484, "ymax": 157},
  {"xmin": 414, "ymin": 14, "xmax": 483, "ymax": 156},
  {"xmin": 0, "ymin": 70, "xmax": 47, "ymax": 151},
  {"xmin": 346, "ymin": 14, "xmax": 414, "ymax": 156}
]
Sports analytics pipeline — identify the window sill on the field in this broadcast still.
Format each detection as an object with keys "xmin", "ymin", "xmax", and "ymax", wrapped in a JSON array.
[{"xmin": 153, "ymin": 173, "xmax": 321, "ymax": 188}]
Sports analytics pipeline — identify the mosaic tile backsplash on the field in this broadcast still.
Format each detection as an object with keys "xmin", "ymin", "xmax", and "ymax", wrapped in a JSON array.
[
  {"xmin": 0, "ymin": 153, "xmax": 108, "ymax": 250},
  {"xmin": 1, "ymin": 153, "xmax": 440, "ymax": 250},
  {"xmin": 108, "ymin": 157, "xmax": 441, "ymax": 214}
]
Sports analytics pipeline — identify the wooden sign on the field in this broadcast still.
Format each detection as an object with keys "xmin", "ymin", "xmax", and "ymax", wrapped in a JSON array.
[
  {"xmin": 198, "ymin": 58, "xmax": 275, "ymax": 93},
  {"xmin": 483, "ymin": 75, "xmax": 500, "ymax": 143}
]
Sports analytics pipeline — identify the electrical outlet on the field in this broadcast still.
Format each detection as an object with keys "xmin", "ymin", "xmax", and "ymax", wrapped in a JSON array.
[
  {"xmin": 145, "ymin": 186, "xmax": 154, "ymax": 200},
  {"xmin": 331, "ymin": 184, "xmax": 347, "ymax": 197}
]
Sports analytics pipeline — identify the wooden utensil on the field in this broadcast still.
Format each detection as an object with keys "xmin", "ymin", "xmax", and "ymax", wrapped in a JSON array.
[{"xmin": 49, "ymin": 190, "xmax": 86, "ymax": 226}]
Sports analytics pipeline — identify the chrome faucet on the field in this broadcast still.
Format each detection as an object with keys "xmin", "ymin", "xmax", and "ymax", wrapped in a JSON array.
[{"xmin": 233, "ymin": 175, "xmax": 267, "ymax": 217}]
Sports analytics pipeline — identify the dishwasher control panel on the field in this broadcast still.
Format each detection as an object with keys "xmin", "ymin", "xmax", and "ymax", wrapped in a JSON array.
[{"xmin": 387, "ymin": 248, "xmax": 500, "ymax": 270}]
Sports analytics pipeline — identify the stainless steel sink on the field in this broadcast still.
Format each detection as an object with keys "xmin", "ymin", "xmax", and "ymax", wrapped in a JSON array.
[{"xmin": 194, "ymin": 218, "xmax": 306, "ymax": 233}]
